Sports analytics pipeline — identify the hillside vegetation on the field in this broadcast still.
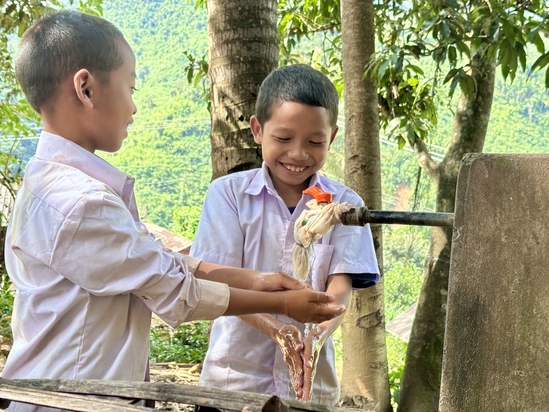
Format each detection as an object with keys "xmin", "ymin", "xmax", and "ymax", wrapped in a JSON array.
[
  {"xmin": 99, "ymin": 0, "xmax": 549, "ymax": 329},
  {"xmin": 100, "ymin": 0, "xmax": 549, "ymax": 233}
]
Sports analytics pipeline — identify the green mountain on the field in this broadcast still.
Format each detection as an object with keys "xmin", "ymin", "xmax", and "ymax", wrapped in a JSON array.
[{"xmin": 102, "ymin": 1, "xmax": 212, "ymax": 232}]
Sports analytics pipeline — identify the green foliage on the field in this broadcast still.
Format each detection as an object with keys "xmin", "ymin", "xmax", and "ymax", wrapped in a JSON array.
[
  {"xmin": 369, "ymin": 56, "xmax": 439, "ymax": 149},
  {"xmin": 278, "ymin": 0, "xmax": 340, "ymax": 58},
  {"xmin": 389, "ymin": 363, "xmax": 403, "ymax": 406},
  {"xmin": 371, "ymin": 0, "xmax": 549, "ymax": 147},
  {"xmin": 384, "ymin": 258, "xmax": 424, "ymax": 322},
  {"xmin": 149, "ymin": 321, "xmax": 210, "ymax": 363},
  {"xmin": 278, "ymin": 1, "xmax": 343, "ymax": 95},
  {"xmin": 0, "ymin": 0, "xmax": 103, "ymax": 137},
  {"xmin": 0, "ymin": 271, "xmax": 14, "ymax": 345},
  {"xmin": 172, "ymin": 205, "xmax": 202, "ymax": 240},
  {"xmin": 278, "ymin": 0, "xmax": 549, "ymax": 151},
  {"xmin": 102, "ymin": 1, "xmax": 212, "ymax": 229},
  {"xmin": 182, "ymin": 51, "xmax": 210, "ymax": 111}
]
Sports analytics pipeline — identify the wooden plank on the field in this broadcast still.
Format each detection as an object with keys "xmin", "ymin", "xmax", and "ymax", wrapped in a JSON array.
[
  {"xmin": 0, "ymin": 385, "xmax": 151, "ymax": 412},
  {"xmin": 0, "ymin": 379, "xmax": 369, "ymax": 412}
]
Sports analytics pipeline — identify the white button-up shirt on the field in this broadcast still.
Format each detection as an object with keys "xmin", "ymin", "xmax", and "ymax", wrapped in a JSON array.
[
  {"xmin": 191, "ymin": 164, "xmax": 379, "ymax": 405},
  {"xmin": 2, "ymin": 132, "xmax": 229, "ymax": 391}
]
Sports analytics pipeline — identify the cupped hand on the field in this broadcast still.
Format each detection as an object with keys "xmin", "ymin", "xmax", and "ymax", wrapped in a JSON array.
[
  {"xmin": 249, "ymin": 272, "xmax": 309, "ymax": 292},
  {"xmin": 273, "ymin": 324, "xmax": 305, "ymax": 398},
  {"xmin": 283, "ymin": 289, "xmax": 346, "ymax": 324}
]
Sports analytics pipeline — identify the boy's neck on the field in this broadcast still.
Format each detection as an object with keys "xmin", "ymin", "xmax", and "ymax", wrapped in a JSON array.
[
  {"xmin": 278, "ymin": 190, "xmax": 303, "ymax": 208},
  {"xmin": 269, "ymin": 173, "xmax": 311, "ymax": 208}
]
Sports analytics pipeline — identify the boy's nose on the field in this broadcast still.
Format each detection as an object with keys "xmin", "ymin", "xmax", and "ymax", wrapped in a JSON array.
[
  {"xmin": 288, "ymin": 145, "xmax": 309, "ymax": 160},
  {"xmin": 133, "ymin": 102, "xmax": 138, "ymax": 115}
]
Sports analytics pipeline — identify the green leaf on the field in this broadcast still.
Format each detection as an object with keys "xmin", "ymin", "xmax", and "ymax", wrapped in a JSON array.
[
  {"xmin": 443, "ymin": 68, "xmax": 459, "ymax": 84},
  {"xmin": 458, "ymin": 74, "xmax": 475, "ymax": 97},
  {"xmin": 406, "ymin": 124, "xmax": 416, "ymax": 145},
  {"xmin": 517, "ymin": 45, "xmax": 526, "ymax": 72},
  {"xmin": 501, "ymin": 20, "xmax": 516, "ymax": 44},
  {"xmin": 407, "ymin": 64, "xmax": 424, "ymax": 76},
  {"xmin": 407, "ymin": 77, "xmax": 419, "ymax": 87},
  {"xmin": 449, "ymin": 75, "xmax": 459, "ymax": 98},
  {"xmin": 413, "ymin": 117, "xmax": 428, "ymax": 131},
  {"xmin": 187, "ymin": 67, "xmax": 194, "ymax": 84},
  {"xmin": 440, "ymin": 20, "xmax": 450, "ymax": 39},
  {"xmin": 533, "ymin": 33, "xmax": 545, "ymax": 54},
  {"xmin": 455, "ymin": 40, "xmax": 469, "ymax": 57},
  {"xmin": 387, "ymin": 116, "xmax": 403, "ymax": 133},
  {"xmin": 531, "ymin": 52, "xmax": 549, "ymax": 73},
  {"xmin": 377, "ymin": 59, "xmax": 390, "ymax": 78},
  {"xmin": 446, "ymin": 0, "xmax": 459, "ymax": 10},
  {"xmin": 470, "ymin": 38, "xmax": 481, "ymax": 56},
  {"xmin": 448, "ymin": 45, "xmax": 457, "ymax": 65}
]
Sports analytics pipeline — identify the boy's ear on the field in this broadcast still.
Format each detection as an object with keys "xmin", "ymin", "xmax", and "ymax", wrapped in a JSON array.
[
  {"xmin": 250, "ymin": 115, "xmax": 263, "ymax": 144},
  {"xmin": 73, "ymin": 69, "xmax": 94, "ymax": 109},
  {"xmin": 328, "ymin": 125, "xmax": 339, "ymax": 149}
]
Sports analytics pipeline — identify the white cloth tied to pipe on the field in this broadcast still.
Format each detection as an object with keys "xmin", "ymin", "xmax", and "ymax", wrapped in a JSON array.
[{"xmin": 292, "ymin": 199, "xmax": 352, "ymax": 281}]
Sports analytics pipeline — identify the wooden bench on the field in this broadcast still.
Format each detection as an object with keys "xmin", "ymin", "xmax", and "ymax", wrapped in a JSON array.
[{"xmin": 0, "ymin": 379, "xmax": 373, "ymax": 412}]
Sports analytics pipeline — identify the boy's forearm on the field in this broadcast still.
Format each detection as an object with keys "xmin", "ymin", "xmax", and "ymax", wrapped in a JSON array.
[
  {"xmin": 239, "ymin": 313, "xmax": 282, "ymax": 339},
  {"xmin": 315, "ymin": 274, "xmax": 353, "ymax": 339},
  {"xmin": 224, "ymin": 288, "xmax": 286, "ymax": 316},
  {"xmin": 221, "ymin": 280, "xmax": 344, "ymax": 323},
  {"xmin": 194, "ymin": 261, "xmax": 257, "ymax": 290}
]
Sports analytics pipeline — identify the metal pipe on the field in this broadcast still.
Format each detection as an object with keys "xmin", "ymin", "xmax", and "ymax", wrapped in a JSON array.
[{"xmin": 339, "ymin": 207, "xmax": 454, "ymax": 228}]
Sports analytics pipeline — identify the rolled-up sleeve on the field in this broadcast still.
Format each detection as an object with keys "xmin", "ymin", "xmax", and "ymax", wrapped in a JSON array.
[
  {"xmin": 50, "ymin": 191, "xmax": 230, "ymax": 327},
  {"xmin": 328, "ymin": 191, "xmax": 380, "ymax": 287}
]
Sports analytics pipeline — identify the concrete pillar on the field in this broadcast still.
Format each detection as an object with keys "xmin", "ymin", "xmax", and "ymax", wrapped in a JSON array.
[{"xmin": 440, "ymin": 154, "xmax": 549, "ymax": 412}]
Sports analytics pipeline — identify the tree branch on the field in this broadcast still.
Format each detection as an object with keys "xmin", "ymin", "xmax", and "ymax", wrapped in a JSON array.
[{"xmin": 411, "ymin": 137, "xmax": 439, "ymax": 181}]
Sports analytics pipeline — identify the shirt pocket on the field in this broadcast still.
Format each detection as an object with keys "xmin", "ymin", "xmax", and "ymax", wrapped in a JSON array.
[{"xmin": 309, "ymin": 243, "xmax": 334, "ymax": 292}]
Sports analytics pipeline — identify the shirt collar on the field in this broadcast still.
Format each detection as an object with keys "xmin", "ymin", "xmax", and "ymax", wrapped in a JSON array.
[
  {"xmin": 245, "ymin": 162, "xmax": 327, "ymax": 197},
  {"xmin": 35, "ymin": 131, "xmax": 134, "ymax": 199}
]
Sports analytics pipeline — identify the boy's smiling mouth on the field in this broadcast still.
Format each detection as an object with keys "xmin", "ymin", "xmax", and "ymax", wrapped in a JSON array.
[{"xmin": 282, "ymin": 163, "xmax": 306, "ymax": 173}]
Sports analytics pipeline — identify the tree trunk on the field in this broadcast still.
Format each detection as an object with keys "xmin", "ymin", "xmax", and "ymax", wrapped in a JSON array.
[
  {"xmin": 397, "ymin": 53, "xmax": 497, "ymax": 412},
  {"xmin": 207, "ymin": 0, "xmax": 278, "ymax": 180},
  {"xmin": 340, "ymin": 1, "xmax": 392, "ymax": 410}
]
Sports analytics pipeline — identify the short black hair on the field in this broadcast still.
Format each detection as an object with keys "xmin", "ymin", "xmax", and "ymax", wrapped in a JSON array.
[
  {"xmin": 15, "ymin": 10, "xmax": 126, "ymax": 113},
  {"xmin": 255, "ymin": 64, "xmax": 339, "ymax": 127}
]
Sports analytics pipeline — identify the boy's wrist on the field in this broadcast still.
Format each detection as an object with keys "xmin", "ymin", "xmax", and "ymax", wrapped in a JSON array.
[{"xmin": 239, "ymin": 313, "xmax": 283, "ymax": 339}]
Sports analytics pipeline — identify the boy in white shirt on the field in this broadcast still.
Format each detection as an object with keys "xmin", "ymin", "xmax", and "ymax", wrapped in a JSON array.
[
  {"xmin": 191, "ymin": 64, "xmax": 380, "ymax": 406},
  {"xmin": 3, "ymin": 12, "xmax": 345, "ymax": 411}
]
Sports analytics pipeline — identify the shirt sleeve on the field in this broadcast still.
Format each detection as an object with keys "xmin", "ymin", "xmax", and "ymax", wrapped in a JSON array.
[
  {"xmin": 49, "ymin": 191, "xmax": 230, "ymax": 327},
  {"xmin": 190, "ymin": 179, "xmax": 244, "ymax": 268},
  {"xmin": 347, "ymin": 273, "xmax": 380, "ymax": 289},
  {"xmin": 328, "ymin": 190, "xmax": 380, "ymax": 290}
]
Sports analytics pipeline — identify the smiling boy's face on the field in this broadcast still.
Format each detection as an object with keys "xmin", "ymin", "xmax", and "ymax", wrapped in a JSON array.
[{"xmin": 250, "ymin": 101, "xmax": 338, "ymax": 201}]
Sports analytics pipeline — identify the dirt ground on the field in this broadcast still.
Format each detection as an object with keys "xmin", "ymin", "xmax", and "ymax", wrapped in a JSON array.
[{"xmin": 149, "ymin": 362, "xmax": 201, "ymax": 411}]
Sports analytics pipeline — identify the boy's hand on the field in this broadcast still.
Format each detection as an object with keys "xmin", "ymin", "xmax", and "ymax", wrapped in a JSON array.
[
  {"xmin": 272, "ymin": 324, "xmax": 305, "ymax": 398},
  {"xmin": 249, "ymin": 272, "xmax": 308, "ymax": 292},
  {"xmin": 298, "ymin": 324, "xmax": 325, "ymax": 401},
  {"xmin": 283, "ymin": 289, "xmax": 346, "ymax": 323}
]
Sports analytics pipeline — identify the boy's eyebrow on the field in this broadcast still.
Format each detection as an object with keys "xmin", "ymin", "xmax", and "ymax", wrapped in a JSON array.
[
  {"xmin": 131, "ymin": 71, "xmax": 136, "ymax": 78},
  {"xmin": 272, "ymin": 126, "xmax": 328, "ymax": 138}
]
